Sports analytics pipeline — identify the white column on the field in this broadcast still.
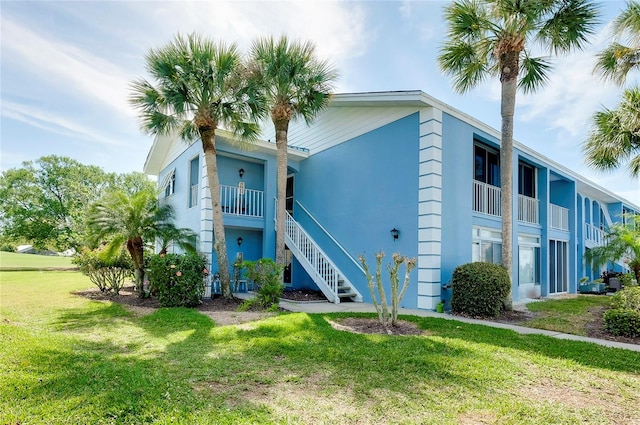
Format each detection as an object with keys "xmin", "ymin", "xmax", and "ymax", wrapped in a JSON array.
[{"xmin": 417, "ymin": 107, "xmax": 443, "ymax": 310}]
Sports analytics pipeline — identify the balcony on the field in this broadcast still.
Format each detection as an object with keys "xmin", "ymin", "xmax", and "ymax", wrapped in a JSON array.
[
  {"xmin": 220, "ymin": 184, "xmax": 264, "ymax": 218},
  {"xmin": 549, "ymin": 204, "xmax": 569, "ymax": 231},
  {"xmin": 472, "ymin": 180, "xmax": 539, "ymax": 224},
  {"xmin": 473, "ymin": 180, "xmax": 501, "ymax": 217},
  {"xmin": 518, "ymin": 195, "xmax": 539, "ymax": 224},
  {"xmin": 584, "ymin": 222, "xmax": 605, "ymax": 246}
]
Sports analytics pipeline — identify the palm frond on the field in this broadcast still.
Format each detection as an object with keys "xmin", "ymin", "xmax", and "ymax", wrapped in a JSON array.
[
  {"xmin": 438, "ymin": 40, "xmax": 491, "ymax": 93},
  {"xmin": 594, "ymin": 43, "xmax": 640, "ymax": 85},
  {"xmin": 537, "ymin": 0, "xmax": 600, "ymax": 55},
  {"xmin": 584, "ymin": 87, "xmax": 640, "ymax": 177},
  {"xmin": 518, "ymin": 55, "xmax": 552, "ymax": 93}
]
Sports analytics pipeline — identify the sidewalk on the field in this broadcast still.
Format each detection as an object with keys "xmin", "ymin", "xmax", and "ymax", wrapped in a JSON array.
[{"xmin": 275, "ymin": 298, "xmax": 640, "ymax": 352}]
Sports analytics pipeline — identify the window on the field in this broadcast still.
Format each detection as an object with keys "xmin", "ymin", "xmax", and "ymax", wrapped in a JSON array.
[
  {"xmin": 518, "ymin": 162, "xmax": 535, "ymax": 198},
  {"xmin": 474, "ymin": 143, "xmax": 500, "ymax": 186},
  {"xmin": 161, "ymin": 169, "xmax": 175, "ymax": 198},
  {"xmin": 518, "ymin": 234, "xmax": 540, "ymax": 285},
  {"xmin": 472, "ymin": 226, "xmax": 502, "ymax": 264},
  {"xmin": 189, "ymin": 157, "xmax": 199, "ymax": 208},
  {"xmin": 285, "ymin": 175, "xmax": 294, "ymax": 214}
]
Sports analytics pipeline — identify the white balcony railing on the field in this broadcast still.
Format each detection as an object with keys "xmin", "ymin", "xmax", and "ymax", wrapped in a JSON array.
[
  {"xmin": 549, "ymin": 204, "xmax": 569, "ymax": 231},
  {"xmin": 220, "ymin": 184, "xmax": 264, "ymax": 217},
  {"xmin": 472, "ymin": 181, "xmax": 539, "ymax": 224},
  {"xmin": 518, "ymin": 195, "xmax": 539, "ymax": 224},
  {"xmin": 584, "ymin": 222, "xmax": 605, "ymax": 246},
  {"xmin": 473, "ymin": 180, "xmax": 501, "ymax": 217}
]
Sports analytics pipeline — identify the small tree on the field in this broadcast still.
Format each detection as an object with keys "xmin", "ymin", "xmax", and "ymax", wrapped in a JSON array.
[
  {"xmin": 358, "ymin": 252, "xmax": 416, "ymax": 329},
  {"xmin": 242, "ymin": 258, "xmax": 285, "ymax": 309},
  {"xmin": 73, "ymin": 247, "xmax": 133, "ymax": 294},
  {"xmin": 585, "ymin": 214, "xmax": 640, "ymax": 283}
]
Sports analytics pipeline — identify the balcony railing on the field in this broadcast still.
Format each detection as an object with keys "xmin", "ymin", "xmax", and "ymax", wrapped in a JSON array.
[
  {"xmin": 473, "ymin": 180, "xmax": 539, "ymax": 224},
  {"xmin": 584, "ymin": 222, "xmax": 605, "ymax": 246},
  {"xmin": 220, "ymin": 184, "xmax": 264, "ymax": 217},
  {"xmin": 518, "ymin": 195, "xmax": 539, "ymax": 224},
  {"xmin": 473, "ymin": 180, "xmax": 501, "ymax": 217},
  {"xmin": 549, "ymin": 204, "xmax": 569, "ymax": 231}
]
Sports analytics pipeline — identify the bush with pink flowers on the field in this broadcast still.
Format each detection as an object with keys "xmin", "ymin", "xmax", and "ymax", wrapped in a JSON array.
[{"xmin": 148, "ymin": 252, "xmax": 207, "ymax": 307}]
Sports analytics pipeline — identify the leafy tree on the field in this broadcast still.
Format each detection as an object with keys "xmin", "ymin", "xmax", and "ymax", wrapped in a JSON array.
[
  {"xmin": 249, "ymin": 36, "xmax": 337, "ymax": 266},
  {"xmin": 586, "ymin": 1, "xmax": 640, "ymax": 176},
  {"xmin": 130, "ymin": 33, "xmax": 262, "ymax": 298},
  {"xmin": 584, "ymin": 87, "xmax": 640, "ymax": 176},
  {"xmin": 438, "ymin": 0, "xmax": 599, "ymax": 304},
  {"xmin": 0, "ymin": 155, "xmax": 110, "ymax": 250},
  {"xmin": 585, "ymin": 214, "xmax": 640, "ymax": 283},
  {"xmin": 86, "ymin": 188, "xmax": 180, "ymax": 296},
  {"xmin": 594, "ymin": 0, "xmax": 640, "ymax": 85}
]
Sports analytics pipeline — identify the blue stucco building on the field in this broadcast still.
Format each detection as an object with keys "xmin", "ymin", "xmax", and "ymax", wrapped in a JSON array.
[{"xmin": 144, "ymin": 90, "xmax": 638, "ymax": 310}]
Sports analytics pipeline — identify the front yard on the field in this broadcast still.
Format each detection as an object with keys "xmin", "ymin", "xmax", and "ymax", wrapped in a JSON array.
[{"xmin": 1, "ymin": 271, "xmax": 640, "ymax": 424}]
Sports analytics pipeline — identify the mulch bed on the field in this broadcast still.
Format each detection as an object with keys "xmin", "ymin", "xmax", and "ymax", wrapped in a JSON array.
[{"xmin": 280, "ymin": 289, "xmax": 327, "ymax": 302}]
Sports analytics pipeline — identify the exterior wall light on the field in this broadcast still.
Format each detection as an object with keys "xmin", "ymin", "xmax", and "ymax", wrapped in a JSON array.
[
  {"xmin": 237, "ymin": 236, "xmax": 243, "ymax": 246},
  {"xmin": 390, "ymin": 228, "xmax": 399, "ymax": 240},
  {"xmin": 238, "ymin": 168, "xmax": 245, "ymax": 179}
]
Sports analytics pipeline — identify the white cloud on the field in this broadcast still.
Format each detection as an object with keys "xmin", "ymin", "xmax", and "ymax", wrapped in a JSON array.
[
  {"xmin": 1, "ymin": 101, "xmax": 127, "ymax": 148},
  {"xmin": 1, "ymin": 17, "xmax": 135, "ymax": 118},
  {"xmin": 142, "ymin": 1, "xmax": 370, "ymax": 66}
]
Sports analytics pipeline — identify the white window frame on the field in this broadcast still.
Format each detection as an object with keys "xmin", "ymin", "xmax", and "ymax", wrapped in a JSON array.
[{"xmin": 472, "ymin": 226, "xmax": 502, "ymax": 264}]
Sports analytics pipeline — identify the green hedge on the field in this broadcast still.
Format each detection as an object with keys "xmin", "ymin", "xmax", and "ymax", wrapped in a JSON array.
[
  {"xmin": 611, "ymin": 287, "xmax": 640, "ymax": 311},
  {"xmin": 148, "ymin": 253, "xmax": 206, "ymax": 307},
  {"xmin": 604, "ymin": 309, "xmax": 640, "ymax": 338},
  {"xmin": 451, "ymin": 262, "xmax": 510, "ymax": 317}
]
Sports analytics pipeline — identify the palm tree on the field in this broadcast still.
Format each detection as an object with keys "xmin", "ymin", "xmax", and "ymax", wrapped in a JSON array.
[
  {"xmin": 594, "ymin": 0, "xmax": 640, "ymax": 85},
  {"xmin": 584, "ymin": 87, "xmax": 640, "ymax": 176},
  {"xmin": 130, "ymin": 34, "xmax": 262, "ymax": 297},
  {"xmin": 157, "ymin": 225, "xmax": 197, "ymax": 256},
  {"xmin": 438, "ymin": 0, "xmax": 599, "ymax": 303},
  {"xmin": 585, "ymin": 214, "xmax": 640, "ymax": 283},
  {"xmin": 586, "ymin": 1, "xmax": 640, "ymax": 177},
  {"xmin": 87, "ymin": 189, "xmax": 177, "ymax": 295},
  {"xmin": 249, "ymin": 35, "xmax": 337, "ymax": 266}
]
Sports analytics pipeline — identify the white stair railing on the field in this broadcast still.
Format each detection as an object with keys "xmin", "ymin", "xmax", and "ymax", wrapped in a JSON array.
[
  {"xmin": 584, "ymin": 222, "xmax": 605, "ymax": 246},
  {"xmin": 282, "ymin": 208, "xmax": 362, "ymax": 304}
]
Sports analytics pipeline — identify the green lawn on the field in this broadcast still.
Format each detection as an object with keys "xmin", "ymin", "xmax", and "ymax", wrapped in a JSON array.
[
  {"xmin": 1, "ymin": 271, "xmax": 639, "ymax": 424},
  {"xmin": 0, "ymin": 251, "xmax": 76, "ymax": 271},
  {"xmin": 524, "ymin": 295, "xmax": 612, "ymax": 336}
]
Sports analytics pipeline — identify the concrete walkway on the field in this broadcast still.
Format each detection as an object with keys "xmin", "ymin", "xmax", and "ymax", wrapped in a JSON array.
[{"xmin": 275, "ymin": 298, "xmax": 640, "ymax": 352}]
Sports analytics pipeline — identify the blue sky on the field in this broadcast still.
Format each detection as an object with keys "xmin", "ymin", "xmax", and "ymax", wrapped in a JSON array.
[{"xmin": 1, "ymin": 1, "xmax": 638, "ymax": 205}]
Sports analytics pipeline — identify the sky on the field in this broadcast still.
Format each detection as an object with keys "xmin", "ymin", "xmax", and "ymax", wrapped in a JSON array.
[{"xmin": 1, "ymin": 0, "xmax": 639, "ymax": 206}]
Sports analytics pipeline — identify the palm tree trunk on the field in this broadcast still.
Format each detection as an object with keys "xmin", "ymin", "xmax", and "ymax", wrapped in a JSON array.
[
  {"xmin": 275, "ymin": 120, "xmax": 289, "ymax": 266},
  {"xmin": 201, "ymin": 129, "xmax": 232, "ymax": 298},
  {"xmin": 500, "ymin": 52, "xmax": 519, "ymax": 311},
  {"xmin": 126, "ymin": 236, "xmax": 145, "ymax": 297}
]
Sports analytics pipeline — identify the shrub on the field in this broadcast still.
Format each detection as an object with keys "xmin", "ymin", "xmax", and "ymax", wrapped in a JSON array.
[
  {"xmin": 619, "ymin": 273, "xmax": 638, "ymax": 288},
  {"xmin": 604, "ymin": 309, "xmax": 640, "ymax": 337},
  {"xmin": 148, "ymin": 253, "xmax": 206, "ymax": 307},
  {"xmin": 0, "ymin": 243, "xmax": 16, "ymax": 252},
  {"xmin": 72, "ymin": 248, "xmax": 133, "ymax": 294},
  {"xmin": 358, "ymin": 252, "xmax": 416, "ymax": 328},
  {"xmin": 242, "ymin": 258, "xmax": 284, "ymax": 309},
  {"xmin": 611, "ymin": 287, "xmax": 640, "ymax": 311},
  {"xmin": 451, "ymin": 262, "xmax": 510, "ymax": 317}
]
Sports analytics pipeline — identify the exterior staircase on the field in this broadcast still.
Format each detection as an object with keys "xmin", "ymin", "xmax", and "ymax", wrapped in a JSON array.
[{"xmin": 283, "ymin": 210, "xmax": 362, "ymax": 304}]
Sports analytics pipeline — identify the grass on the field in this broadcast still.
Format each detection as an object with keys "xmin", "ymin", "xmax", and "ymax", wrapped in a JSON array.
[
  {"xmin": 0, "ymin": 251, "xmax": 76, "ymax": 271},
  {"xmin": 1, "ymin": 272, "xmax": 639, "ymax": 424},
  {"xmin": 524, "ymin": 295, "xmax": 612, "ymax": 336}
]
